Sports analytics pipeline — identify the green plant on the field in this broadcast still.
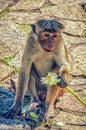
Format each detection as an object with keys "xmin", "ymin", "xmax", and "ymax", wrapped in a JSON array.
[{"xmin": 41, "ymin": 72, "xmax": 86, "ymax": 106}]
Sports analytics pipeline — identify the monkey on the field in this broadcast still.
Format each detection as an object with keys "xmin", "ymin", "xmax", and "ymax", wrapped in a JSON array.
[{"xmin": 5, "ymin": 19, "xmax": 70, "ymax": 119}]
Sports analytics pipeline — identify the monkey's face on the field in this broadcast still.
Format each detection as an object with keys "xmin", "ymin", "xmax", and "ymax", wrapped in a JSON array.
[{"xmin": 39, "ymin": 31, "xmax": 61, "ymax": 52}]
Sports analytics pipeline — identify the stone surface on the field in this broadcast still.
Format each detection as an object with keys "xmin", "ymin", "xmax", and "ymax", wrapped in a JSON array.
[
  {"xmin": 0, "ymin": 20, "xmax": 27, "ymax": 59},
  {"xmin": 0, "ymin": 0, "xmax": 86, "ymax": 129},
  {"xmin": 0, "ymin": 0, "xmax": 14, "ymax": 12},
  {"xmin": 0, "ymin": 0, "xmax": 86, "ymax": 76},
  {"xmin": 0, "ymin": 63, "xmax": 13, "ymax": 81},
  {"xmin": 10, "ymin": 0, "xmax": 45, "ymax": 11},
  {"xmin": 69, "ymin": 43, "xmax": 86, "ymax": 76}
]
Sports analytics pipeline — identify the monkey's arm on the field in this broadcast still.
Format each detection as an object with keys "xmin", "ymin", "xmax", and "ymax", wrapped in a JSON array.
[
  {"xmin": 59, "ymin": 62, "xmax": 70, "ymax": 81},
  {"xmin": 15, "ymin": 59, "xmax": 32, "ymax": 105},
  {"xmin": 5, "ymin": 46, "xmax": 34, "ymax": 118},
  {"xmin": 55, "ymin": 43, "xmax": 70, "ymax": 83}
]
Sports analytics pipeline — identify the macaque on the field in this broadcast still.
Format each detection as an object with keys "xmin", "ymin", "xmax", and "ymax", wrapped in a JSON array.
[{"xmin": 5, "ymin": 19, "xmax": 70, "ymax": 118}]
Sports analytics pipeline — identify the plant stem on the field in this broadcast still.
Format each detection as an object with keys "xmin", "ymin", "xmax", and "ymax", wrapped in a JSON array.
[{"xmin": 66, "ymin": 86, "xmax": 86, "ymax": 106}]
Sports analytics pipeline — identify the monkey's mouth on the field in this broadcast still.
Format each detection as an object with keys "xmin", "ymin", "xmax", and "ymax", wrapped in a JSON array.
[{"xmin": 43, "ymin": 44, "xmax": 55, "ymax": 52}]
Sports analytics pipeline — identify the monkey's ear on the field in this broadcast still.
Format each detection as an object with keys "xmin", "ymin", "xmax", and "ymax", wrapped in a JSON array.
[
  {"xmin": 31, "ymin": 23, "xmax": 42, "ymax": 34},
  {"xmin": 31, "ymin": 24, "xmax": 36, "ymax": 33}
]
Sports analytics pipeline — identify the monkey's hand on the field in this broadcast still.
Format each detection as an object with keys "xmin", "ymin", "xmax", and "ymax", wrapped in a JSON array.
[
  {"xmin": 5, "ymin": 104, "xmax": 22, "ymax": 119},
  {"xmin": 29, "ymin": 102, "xmax": 39, "ymax": 110},
  {"xmin": 57, "ymin": 76, "xmax": 68, "ymax": 88}
]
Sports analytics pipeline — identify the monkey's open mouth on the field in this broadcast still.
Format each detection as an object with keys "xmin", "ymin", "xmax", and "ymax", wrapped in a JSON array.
[{"xmin": 43, "ymin": 45, "xmax": 55, "ymax": 52}]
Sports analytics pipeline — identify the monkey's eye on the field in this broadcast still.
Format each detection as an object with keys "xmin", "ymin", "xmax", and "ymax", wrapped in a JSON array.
[
  {"xmin": 44, "ymin": 34, "xmax": 50, "ymax": 37},
  {"xmin": 52, "ymin": 34, "xmax": 57, "ymax": 38}
]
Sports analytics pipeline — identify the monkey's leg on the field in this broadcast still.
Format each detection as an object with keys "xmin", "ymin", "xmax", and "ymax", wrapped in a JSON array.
[
  {"xmin": 29, "ymin": 77, "xmax": 39, "ymax": 101},
  {"xmin": 28, "ymin": 65, "xmax": 41, "ymax": 109},
  {"xmin": 45, "ymin": 86, "xmax": 65, "ymax": 118},
  {"xmin": 28, "ymin": 77, "xmax": 40, "ymax": 110},
  {"xmin": 5, "ymin": 68, "xmax": 28, "ymax": 118}
]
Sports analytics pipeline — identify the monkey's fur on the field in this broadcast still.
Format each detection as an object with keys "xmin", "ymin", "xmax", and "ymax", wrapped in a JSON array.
[{"xmin": 5, "ymin": 19, "xmax": 70, "ymax": 118}]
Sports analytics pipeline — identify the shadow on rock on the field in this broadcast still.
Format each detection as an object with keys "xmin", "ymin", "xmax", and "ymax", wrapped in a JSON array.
[{"xmin": 0, "ymin": 87, "xmax": 47, "ymax": 129}]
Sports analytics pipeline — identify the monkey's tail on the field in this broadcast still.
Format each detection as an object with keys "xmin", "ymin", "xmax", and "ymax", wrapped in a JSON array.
[{"xmin": 10, "ymin": 79, "xmax": 16, "ymax": 92}]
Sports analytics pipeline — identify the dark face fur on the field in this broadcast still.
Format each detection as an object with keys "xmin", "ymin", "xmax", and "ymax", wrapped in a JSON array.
[
  {"xmin": 39, "ymin": 31, "xmax": 61, "ymax": 52},
  {"xmin": 32, "ymin": 19, "xmax": 64, "ymax": 52}
]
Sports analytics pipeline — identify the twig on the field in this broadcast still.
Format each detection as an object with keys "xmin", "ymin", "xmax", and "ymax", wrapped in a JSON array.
[{"xmin": 66, "ymin": 86, "xmax": 86, "ymax": 106}]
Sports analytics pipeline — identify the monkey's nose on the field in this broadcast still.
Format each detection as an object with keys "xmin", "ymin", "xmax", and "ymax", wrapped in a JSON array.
[{"xmin": 49, "ymin": 38, "xmax": 54, "ymax": 43}]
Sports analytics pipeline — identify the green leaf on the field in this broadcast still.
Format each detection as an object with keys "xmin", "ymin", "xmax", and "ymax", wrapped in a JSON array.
[
  {"xmin": 29, "ymin": 121, "xmax": 35, "ymax": 126},
  {"xmin": 1, "ymin": 56, "xmax": 14, "ymax": 63},
  {"xmin": 19, "ymin": 24, "xmax": 31, "ymax": 34},
  {"xmin": 30, "ymin": 112, "xmax": 39, "ymax": 119},
  {"xmin": 0, "ymin": 7, "xmax": 10, "ymax": 18}
]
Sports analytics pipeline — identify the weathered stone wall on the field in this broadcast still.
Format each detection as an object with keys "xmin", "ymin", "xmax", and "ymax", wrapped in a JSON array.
[
  {"xmin": 0, "ymin": 1, "xmax": 86, "ymax": 130},
  {"xmin": 0, "ymin": 0, "xmax": 86, "ymax": 81}
]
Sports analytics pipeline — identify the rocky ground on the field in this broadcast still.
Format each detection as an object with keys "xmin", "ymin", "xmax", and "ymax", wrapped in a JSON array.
[{"xmin": 0, "ymin": 0, "xmax": 86, "ymax": 130}]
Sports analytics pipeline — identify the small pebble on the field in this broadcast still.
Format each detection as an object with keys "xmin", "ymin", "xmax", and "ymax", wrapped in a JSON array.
[{"xmin": 55, "ymin": 121, "xmax": 65, "ymax": 126}]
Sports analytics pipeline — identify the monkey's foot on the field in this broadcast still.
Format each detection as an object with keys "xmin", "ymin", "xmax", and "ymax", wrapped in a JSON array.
[
  {"xmin": 45, "ymin": 105, "xmax": 54, "ymax": 120},
  {"xmin": 5, "ymin": 104, "xmax": 22, "ymax": 119},
  {"xmin": 29, "ymin": 102, "xmax": 39, "ymax": 110},
  {"xmin": 25, "ymin": 102, "xmax": 47, "ymax": 128}
]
